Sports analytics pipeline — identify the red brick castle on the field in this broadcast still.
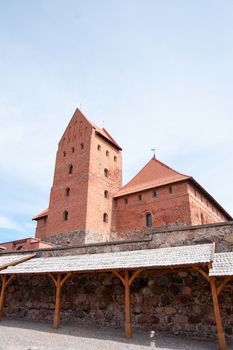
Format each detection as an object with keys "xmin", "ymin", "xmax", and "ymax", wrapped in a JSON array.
[{"xmin": 33, "ymin": 108, "xmax": 231, "ymax": 244}]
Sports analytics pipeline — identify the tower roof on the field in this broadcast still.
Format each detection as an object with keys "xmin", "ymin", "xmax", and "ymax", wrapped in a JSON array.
[{"xmin": 114, "ymin": 157, "xmax": 190, "ymax": 197}]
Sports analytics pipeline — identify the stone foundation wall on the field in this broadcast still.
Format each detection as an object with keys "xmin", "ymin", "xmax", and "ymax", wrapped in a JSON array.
[
  {"xmin": 3, "ymin": 271, "xmax": 233, "ymax": 340},
  {"xmin": 39, "ymin": 222, "xmax": 233, "ymax": 258}
]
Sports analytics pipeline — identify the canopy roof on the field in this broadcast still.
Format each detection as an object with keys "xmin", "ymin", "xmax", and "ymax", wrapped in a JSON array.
[
  {"xmin": 0, "ymin": 254, "xmax": 35, "ymax": 271},
  {"xmin": 209, "ymin": 252, "xmax": 233, "ymax": 277},
  {"xmin": 1, "ymin": 244, "xmax": 213, "ymax": 275}
]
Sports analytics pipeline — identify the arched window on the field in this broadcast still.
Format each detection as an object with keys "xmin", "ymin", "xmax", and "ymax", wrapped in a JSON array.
[
  {"xmin": 104, "ymin": 190, "xmax": 109, "ymax": 199},
  {"xmin": 68, "ymin": 164, "xmax": 73, "ymax": 175},
  {"xmin": 146, "ymin": 213, "xmax": 152, "ymax": 228},
  {"xmin": 103, "ymin": 213, "xmax": 108, "ymax": 223},
  {"xmin": 104, "ymin": 168, "xmax": 109, "ymax": 177},
  {"xmin": 65, "ymin": 187, "xmax": 70, "ymax": 196},
  {"xmin": 106, "ymin": 150, "xmax": 109, "ymax": 157},
  {"xmin": 97, "ymin": 145, "xmax": 101, "ymax": 151},
  {"xmin": 114, "ymin": 156, "xmax": 117, "ymax": 162},
  {"xmin": 63, "ymin": 211, "xmax": 68, "ymax": 221}
]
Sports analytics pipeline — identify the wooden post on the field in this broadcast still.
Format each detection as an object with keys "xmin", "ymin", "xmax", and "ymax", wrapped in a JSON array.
[
  {"xmin": 53, "ymin": 273, "xmax": 61, "ymax": 329},
  {"xmin": 124, "ymin": 270, "xmax": 132, "ymax": 338},
  {"xmin": 209, "ymin": 277, "xmax": 227, "ymax": 350},
  {"xmin": 0, "ymin": 275, "xmax": 14, "ymax": 320},
  {"xmin": 112, "ymin": 269, "xmax": 143, "ymax": 339},
  {"xmin": 48, "ymin": 272, "xmax": 72, "ymax": 329}
]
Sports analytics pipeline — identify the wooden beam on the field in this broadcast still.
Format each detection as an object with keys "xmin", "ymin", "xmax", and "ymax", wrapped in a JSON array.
[
  {"xmin": 129, "ymin": 269, "xmax": 143, "ymax": 286},
  {"xmin": 0, "ymin": 275, "xmax": 14, "ymax": 320},
  {"xmin": 209, "ymin": 277, "xmax": 227, "ymax": 350},
  {"xmin": 217, "ymin": 277, "xmax": 233, "ymax": 296},
  {"xmin": 48, "ymin": 272, "xmax": 72, "ymax": 329}
]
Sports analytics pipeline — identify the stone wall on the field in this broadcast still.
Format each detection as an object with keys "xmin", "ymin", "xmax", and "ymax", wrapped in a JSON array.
[
  {"xmin": 3, "ymin": 270, "xmax": 233, "ymax": 341},
  {"xmin": 42, "ymin": 221, "xmax": 233, "ymax": 257}
]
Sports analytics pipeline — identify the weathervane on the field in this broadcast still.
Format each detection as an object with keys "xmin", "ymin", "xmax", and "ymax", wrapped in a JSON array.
[{"xmin": 151, "ymin": 148, "xmax": 156, "ymax": 159}]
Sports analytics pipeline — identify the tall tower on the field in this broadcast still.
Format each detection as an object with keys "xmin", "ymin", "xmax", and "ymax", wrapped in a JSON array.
[{"xmin": 34, "ymin": 108, "xmax": 122, "ymax": 243}]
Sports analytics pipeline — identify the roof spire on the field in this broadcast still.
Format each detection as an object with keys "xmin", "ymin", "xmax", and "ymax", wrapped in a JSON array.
[{"xmin": 151, "ymin": 148, "xmax": 156, "ymax": 159}]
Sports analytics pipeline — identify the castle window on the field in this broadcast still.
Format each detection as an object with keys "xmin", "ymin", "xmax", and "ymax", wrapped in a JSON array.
[
  {"xmin": 80, "ymin": 143, "xmax": 84, "ymax": 149},
  {"xmin": 71, "ymin": 147, "xmax": 75, "ymax": 153},
  {"xmin": 97, "ymin": 145, "xmax": 101, "ymax": 151},
  {"xmin": 63, "ymin": 211, "xmax": 68, "ymax": 221},
  {"xmin": 103, "ymin": 213, "xmax": 108, "ymax": 223},
  {"xmin": 152, "ymin": 191, "xmax": 157, "ymax": 198},
  {"xmin": 138, "ymin": 194, "xmax": 142, "ymax": 201},
  {"xmin": 106, "ymin": 150, "xmax": 109, "ymax": 157},
  {"xmin": 104, "ymin": 190, "xmax": 109, "ymax": 199},
  {"xmin": 146, "ymin": 213, "xmax": 152, "ymax": 228},
  {"xmin": 169, "ymin": 186, "xmax": 173, "ymax": 194},
  {"xmin": 63, "ymin": 151, "xmax": 66, "ymax": 157},
  {"xmin": 16, "ymin": 245, "xmax": 23, "ymax": 250},
  {"xmin": 65, "ymin": 187, "xmax": 70, "ymax": 196},
  {"xmin": 114, "ymin": 156, "xmax": 117, "ymax": 162},
  {"xmin": 104, "ymin": 168, "xmax": 109, "ymax": 177},
  {"xmin": 124, "ymin": 198, "xmax": 128, "ymax": 205},
  {"xmin": 201, "ymin": 213, "xmax": 204, "ymax": 225},
  {"xmin": 68, "ymin": 164, "xmax": 73, "ymax": 175}
]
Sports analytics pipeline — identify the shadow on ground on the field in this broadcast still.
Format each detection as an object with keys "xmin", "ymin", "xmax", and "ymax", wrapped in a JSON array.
[{"xmin": 0, "ymin": 318, "xmax": 222, "ymax": 350}]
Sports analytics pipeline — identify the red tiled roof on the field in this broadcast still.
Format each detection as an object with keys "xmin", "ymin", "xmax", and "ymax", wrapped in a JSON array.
[
  {"xmin": 88, "ymin": 120, "xmax": 122, "ymax": 151},
  {"xmin": 114, "ymin": 157, "xmax": 190, "ymax": 197},
  {"xmin": 32, "ymin": 209, "xmax": 48, "ymax": 221}
]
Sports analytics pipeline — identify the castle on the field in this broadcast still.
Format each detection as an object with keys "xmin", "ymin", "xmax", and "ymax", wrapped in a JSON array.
[
  {"xmin": 31, "ymin": 108, "xmax": 231, "ymax": 245},
  {"xmin": 1, "ymin": 108, "xmax": 233, "ymax": 349}
]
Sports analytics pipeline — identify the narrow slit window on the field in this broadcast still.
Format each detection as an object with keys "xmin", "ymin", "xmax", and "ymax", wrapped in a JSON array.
[
  {"xmin": 104, "ymin": 168, "xmax": 109, "ymax": 177},
  {"xmin": 103, "ymin": 213, "xmax": 108, "ymax": 223},
  {"xmin": 65, "ymin": 187, "xmax": 70, "ymax": 196},
  {"xmin": 138, "ymin": 194, "xmax": 142, "ymax": 201},
  {"xmin": 104, "ymin": 190, "xmax": 109, "ymax": 199},
  {"xmin": 68, "ymin": 164, "xmax": 73, "ymax": 175},
  {"xmin": 80, "ymin": 143, "xmax": 84, "ymax": 149},
  {"xmin": 169, "ymin": 186, "xmax": 173, "ymax": 194},
  {"xmin": 106, "ymin": 150, "xmax": 109, "ymax": 157},
  {"xmin": 114, "ymin": 156, "xmax": 117, "ymax": 162},
  {"xmin": 124, "ymin": 198, "xmax": 128, "ymax": 205},
  {"xmin": 63, "ymin": 211, "xmax": 68, "ymax": 221},
  {"xmin": 146, "ymin": 213, "xmax": 152, "ymax": 228},
  {"xmin": 71, "ymin": 147, "xmax": 75, "ymax": 153},
  {"xmin": 97, "ymin": 145, "xmax": 101, "ymax": 151},
  {"xmin": 152, "ymin": 191, "xmax": 157, "ymax": 198}
]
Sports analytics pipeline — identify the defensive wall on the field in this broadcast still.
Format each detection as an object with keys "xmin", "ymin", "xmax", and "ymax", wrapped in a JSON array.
[{"xmin": 1, "ymin": 221, "xmax": 233, "ymax": 342}]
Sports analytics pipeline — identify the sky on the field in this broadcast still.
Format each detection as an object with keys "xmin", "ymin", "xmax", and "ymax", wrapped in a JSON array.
[{"xmin": 0, "ymin": 0, "xmax": 233, "ymax": 242}]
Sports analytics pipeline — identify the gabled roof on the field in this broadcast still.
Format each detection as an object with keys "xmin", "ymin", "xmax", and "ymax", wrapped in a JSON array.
[
  {"xmin": 32, "ymin": 208, "xmax": 48, "ymax": 221},
  {"xmin": 114, "ymin": 157, "xmax": 190, "ymax": 197},
  {"xmin": 59, "ymin": 108, "xmax": 122, "ymax": 151}
]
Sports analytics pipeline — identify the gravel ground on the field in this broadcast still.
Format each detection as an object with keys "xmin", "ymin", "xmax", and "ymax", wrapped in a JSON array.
[{"xmin": 0, "ymin": 319, "xmax": 228, "ymax": 350}]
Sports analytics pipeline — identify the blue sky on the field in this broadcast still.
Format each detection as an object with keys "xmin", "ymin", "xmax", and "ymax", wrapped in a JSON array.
[{"xmin": 0, "ymin": 0, "xmax": 233, "ymax": 242}]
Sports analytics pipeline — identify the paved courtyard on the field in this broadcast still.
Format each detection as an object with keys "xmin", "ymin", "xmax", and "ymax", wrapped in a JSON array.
[{"xmin": 0, "ymin": 319, "xmax": 228, "ymax": 350}]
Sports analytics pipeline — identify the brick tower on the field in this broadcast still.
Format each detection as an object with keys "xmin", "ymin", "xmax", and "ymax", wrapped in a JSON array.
[{"xmin": 34, "ymin": 108, "xmax": 122, "ymax": 242}]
